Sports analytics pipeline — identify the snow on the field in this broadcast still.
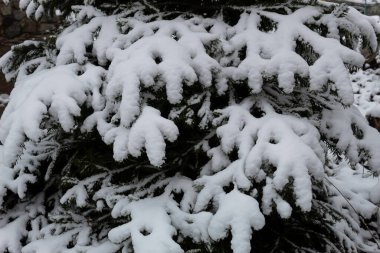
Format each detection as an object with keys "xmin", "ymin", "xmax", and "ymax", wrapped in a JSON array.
[
  {"xmin": 108, "ymin": 176, "xmax": 213, "ymax": 253},
  {"xmin": 333, "ymin": 0, "xmax": 380, "ymax": 4},
  {"xmin": 201, "ymin": 99, "xmax": 325, "ymax": 212},
  {"xmin": 320, "ymin": 105, "xmax": 380, "ymax": 171},
  {"xmin": 0, "ymin": 195, "xmax": 46, "ymax": 253},
  {"xmin": 0, "ymin": 5, "xmax": 377, "ymax": 176},
  {"xmin": 352, "ymin": 68, "xmax": 380, "ymax": 118},
  {"xmin": 22, "ymin": 228, "xmax": 84, "ymax": 253},
  {"xmin": 0, "ymin": 63, "xmax": 105, "ymax": 201},
  {"xmin": 208, "ymin": 190, "xmax": 265, "ymax": 253},
  {"xmin": 109, "ymin": 196, "xmax": 183, "ymax": 253},
  {"xmin": 83, "ymin": 105, "xmax": 179, "ymax": 166},
  {"xmin": 0, "ymin": 2, "xmax": 379, "ymax": 253},
  {"xmin": 0, "ymin": 94, "xmax": 9, "ymax": 107},
  {"xmin": 324, "ymin": 156, "xmax": 380, "ymax": 252},
  {"xmin": 0, "ymin": 215, "xmax": 29, "ymax": 253},
  {"xmin": 262, "ymin": 178, "xmax": 292, "ymax": 218}
]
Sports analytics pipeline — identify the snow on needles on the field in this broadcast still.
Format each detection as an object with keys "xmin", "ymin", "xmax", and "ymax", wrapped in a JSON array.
[{"xmin": 0, "ymin": 3, "xmax": 380, "ymax": 253}]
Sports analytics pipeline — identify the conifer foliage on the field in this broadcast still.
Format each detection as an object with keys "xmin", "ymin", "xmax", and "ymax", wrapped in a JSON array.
[{"xmin": 0, "ymin": 0, "xmax": 380, "ymax": 252}]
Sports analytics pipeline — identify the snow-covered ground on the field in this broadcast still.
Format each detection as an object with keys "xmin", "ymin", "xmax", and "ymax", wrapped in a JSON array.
[{"xmin": 352, "ymin": 68, "xmax": 380, "ymax": 118}]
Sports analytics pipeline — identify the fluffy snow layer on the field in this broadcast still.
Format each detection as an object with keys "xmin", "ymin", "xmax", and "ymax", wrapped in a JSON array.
[
  {"xmin": 0, "ymin": 5, "xmax": 377, "ymax": 174},
  {"xmin": 0, "ymin": 3, "xmax": 379, "ymax": 253}
]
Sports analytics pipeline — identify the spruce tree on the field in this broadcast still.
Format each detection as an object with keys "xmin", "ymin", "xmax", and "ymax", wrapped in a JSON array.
[{"xmin": 0, "ymin": 0, "xmax": 380, "ymax": 252}]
